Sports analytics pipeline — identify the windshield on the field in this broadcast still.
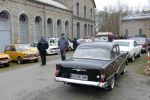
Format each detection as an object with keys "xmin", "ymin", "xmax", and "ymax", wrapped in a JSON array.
[
  {"xmin": 130, "ymin": 38, "xmax": 145, "ymax": 44},
  {"xmin": 73, "ymin": 48, "xmax": 111, "ymax": 60},
  {"xmin": 49, "ymin": 39, "xmax": 58, "ymax": 44},
  {"xmin": 16, "ymin": 44, "xmax": 30, "ymax": 51},
  {"xmin": 113, "ymin": 41, "xmax": 130, "ymax": 47}
]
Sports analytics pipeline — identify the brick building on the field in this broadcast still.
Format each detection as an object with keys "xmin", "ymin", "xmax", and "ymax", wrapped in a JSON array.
[
  {"xmin": 0, "ymin": 0, "xmax": 96, "ymax": 51},
  {"xmin": 120, "ymin": 13, "xmax": 150, "ymax": 38}
]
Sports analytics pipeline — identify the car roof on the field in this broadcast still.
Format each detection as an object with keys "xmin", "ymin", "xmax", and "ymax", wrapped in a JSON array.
[
  {"xmin": 78, "ymin": 42, "xmax": 117, "ymax": 50},
  {"xmin": 130, "ymin": 37, "xmax": 146, "ymax": 39},
  {"xmin": 113, "ymin": 39, "xmax": 135, "ymax": 42}
]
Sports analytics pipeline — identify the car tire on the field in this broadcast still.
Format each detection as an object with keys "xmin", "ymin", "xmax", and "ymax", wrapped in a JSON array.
[
  {"xmin": 34, "ymin": 59, "xmax": 38, "ymax": 62},
  {"xmin": 121, "ymin": 67, "xmax": 127, "ymax": 74},
  {"xmin": 130, "ymin": 56, "xmax": 135, "ymax": 62},
  {"xmin": 17, "ymin": 57, "xmax": 23, "ymax": 64},
  {"xmin": 106, "ymin": 76, "xmax": 115, "ymax": 90},
  {"xmin": 137, "ymin": 52, "xmax": 141, "ymax": 57},
  {"xmin": 4, "ymin": 63, "xmax": 10, "ymax": 67},
  {"xmin": 126, "ymin": 60, "xmax": 128, "ymax": 65},
  {"xmin": 145, "ymin": 48, "xmax": 148, "ymax": 53}
]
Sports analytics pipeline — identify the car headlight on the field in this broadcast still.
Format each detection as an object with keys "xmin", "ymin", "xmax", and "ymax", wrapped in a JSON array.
[
  {"xmin": 8, "ymin": 56, "xmax": 10, "ymax": 59},
  {"xmin": 24, "ymin": 54, "xmax": 27, "ymax": 57}
]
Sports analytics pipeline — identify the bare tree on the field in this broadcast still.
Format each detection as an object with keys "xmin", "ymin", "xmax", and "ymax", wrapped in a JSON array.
[{"xmin": 96, "ymin": 4, "xmax": 132, "ymax": 35}]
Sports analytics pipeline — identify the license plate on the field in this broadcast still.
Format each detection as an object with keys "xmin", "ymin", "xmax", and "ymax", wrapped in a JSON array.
[
  {"xmin": 30, "ymin": 57, "xmax": 37, "ymax": 60},
  {"xmin": 0, "ymin": 61, "xmax": 8, "ymax": 64},
  {"xmin": 70, "ymin": 74, "xmax": 88, "ymax": 81}
]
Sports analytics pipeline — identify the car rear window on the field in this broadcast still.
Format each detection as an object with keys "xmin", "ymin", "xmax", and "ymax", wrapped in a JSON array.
[{"xmin": 73, "ymin": 47, "xmax": 111, "ymax": 60}]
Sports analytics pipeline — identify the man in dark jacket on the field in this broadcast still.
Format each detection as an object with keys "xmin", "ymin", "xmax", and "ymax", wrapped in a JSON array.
[
  {"xmin": 68, "ymin": 38, "xmax": 78, "ymax": 51},
  {"xmin": 37, "ymin": 36, "xmax": 49, "ymax": 66},
  {"xmin": 58, "ymin": 33, "xmax": 69, "ymax": 61}
]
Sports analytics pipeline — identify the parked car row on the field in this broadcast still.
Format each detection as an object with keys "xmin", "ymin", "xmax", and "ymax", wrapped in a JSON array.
[{"xmin": 0, "ymin": 44, "xmax": 39, "ymax": 67}]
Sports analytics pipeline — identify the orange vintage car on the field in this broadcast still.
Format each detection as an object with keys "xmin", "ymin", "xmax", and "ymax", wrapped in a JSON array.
[
  {"xmin": 0, "ymin": 53, "xmax": 10, "ymax": 67},
  {"xmin": 4, "ymin": 44, "xmax": 39, "ymax": 64}
]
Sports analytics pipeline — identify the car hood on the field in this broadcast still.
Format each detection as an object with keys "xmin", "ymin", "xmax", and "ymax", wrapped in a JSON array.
[
  {"xmin": 0, "ymin": 53, "xmax": 9, "ymax": 58},
  {"xmin": 20, "ymin": 50, "xmax": 38, "ymax": 55},
  {"xmin": 57, "ymin": 58, "xmax": 112, "ymax": 70}
]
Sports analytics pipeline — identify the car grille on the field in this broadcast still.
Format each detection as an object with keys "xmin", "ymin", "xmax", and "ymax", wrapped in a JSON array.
[
  {"xmin": 52, "ymin": 48, "xmax": 59, "ymax": 50},
  {"xmin": 30, "ymin": 54, "xmax": 37, "ymax": 57},
  {"xmin": 0, "ymin": 57, "xmax": 8, "ymax": 60}
]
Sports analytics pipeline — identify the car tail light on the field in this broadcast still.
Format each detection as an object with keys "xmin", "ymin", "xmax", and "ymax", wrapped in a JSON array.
[
  {"xmin": 99, "ymin": 70, "xmax": 106, "ymax": 83},
  {"xmin": 142, "ymin": 44, "xmax": 146, "ymax": 48},
  {"xmin": 55, "ymin": 65, "xmax": 60, "ymax": 77},
  {"xmin": 142, "ymin": 43, "xmax": 148, "ymax": 48}
]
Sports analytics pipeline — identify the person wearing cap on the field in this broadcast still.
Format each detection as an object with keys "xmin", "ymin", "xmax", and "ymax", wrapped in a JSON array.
[
  {"xmin": 37, "ymin": 36, "xmax": 49, "ymax": 66},
  {"xmin": 58, "ymin": 33, "xmax": 69, "ymax": 61}
]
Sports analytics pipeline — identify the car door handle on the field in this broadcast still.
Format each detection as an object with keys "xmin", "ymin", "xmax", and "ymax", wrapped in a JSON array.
[{"xmin": 116, "ymin": 60, "xmax": 119, "ymax": 62}]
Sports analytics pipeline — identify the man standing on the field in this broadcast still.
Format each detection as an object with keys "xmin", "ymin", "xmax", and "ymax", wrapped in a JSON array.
[
  {"xmin": 37, "ymin": 36, "xmax": 49, "ymax": 66},
  {"xmin": 58, "ymin": 33, "xmax": 69, "ymax": 61}
]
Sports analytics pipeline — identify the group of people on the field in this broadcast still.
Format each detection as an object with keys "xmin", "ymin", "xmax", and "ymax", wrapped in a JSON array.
[
  {"xmin": 37, "ymin": 33, "xmax": 79, "ymax": 66},
  {"xmin": 108, "ymin": 35, "xmax": 127, "ymax": 42}
]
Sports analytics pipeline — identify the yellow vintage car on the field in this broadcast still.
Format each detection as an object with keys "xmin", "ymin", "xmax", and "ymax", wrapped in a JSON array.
[
  {"xmin": 4, "ymin": 44, "xmax": 39, "ymax": 64},
  {"xmin": 0, "ymin": 53, "xmax": 10, "ymax": 67}
]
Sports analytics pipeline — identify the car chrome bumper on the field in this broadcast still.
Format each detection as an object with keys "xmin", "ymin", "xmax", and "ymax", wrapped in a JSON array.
[
  {"xmin": 23, "ymin": 57, "xmax": 38, "ymax": 61},
  {"xmin": 55, "ymin": 77, "xmax": 108, "ymax": 88},
  {"xmin": 0, "ymin": 60, "xmax": 10, "ymax": 65}
]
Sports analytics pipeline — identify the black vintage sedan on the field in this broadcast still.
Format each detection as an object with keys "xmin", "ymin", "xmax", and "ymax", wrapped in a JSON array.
[{"xmin": 55, "ymin": 42, "xmax": 128, "ymax": 90}]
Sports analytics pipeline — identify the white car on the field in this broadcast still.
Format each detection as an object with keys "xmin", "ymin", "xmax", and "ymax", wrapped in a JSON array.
[
  {"xmin": 113, "ymin": 40, "xmax": 142, "ymax": 62},
  {"xmin": 77, "ymin": 39, "xmax": 92, "ymax": 44},
  {"xmin": 46, "ymin": 44, "xmax": 60, "ymax": 55},
  {"xmin": 31, "ymin": 42, "xmax": 59, "ymax": 55},
  {"xmin": 48, "ymin": 38, "xmax": 73, "ymax": 51}
]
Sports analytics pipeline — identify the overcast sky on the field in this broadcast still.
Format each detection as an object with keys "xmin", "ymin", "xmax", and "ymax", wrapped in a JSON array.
[{"xmin": 94, "ymin": 0, "xmax": 149, "ymax": 10}]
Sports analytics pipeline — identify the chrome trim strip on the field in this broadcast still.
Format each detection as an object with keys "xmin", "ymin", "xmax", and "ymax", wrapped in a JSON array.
[
  {"xmin": 107, "ymin": 55, "xmax": 128, "ymax": 80},
  {"xmin": 23, "ymin": 57, "xmax": 38, "ymax": 60},
  {"xmin": 55, "ymin": 77, "xmax": 108, "ymax": 88},
  {"xmin": 106, "ymin": 73, "xmax": 116, "ymax": 80},
  {"xmin": 117, "ymin": 56, "xmax": 128, "ymax": 73}
]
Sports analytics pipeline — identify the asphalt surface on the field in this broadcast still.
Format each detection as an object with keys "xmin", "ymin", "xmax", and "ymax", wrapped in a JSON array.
[{"xmin": 0, "ymin": 54, "xmax": 150, "ymax": 100}]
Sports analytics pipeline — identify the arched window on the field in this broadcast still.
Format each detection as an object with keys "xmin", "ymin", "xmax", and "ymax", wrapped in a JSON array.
[
  {"xmin": 91, "ymin": 8, "xmax": 93, "ymax": 20},
  {"xmin": 35, "ymin": 16, "xmax": 42, "ymax": 42},
  {"xmin": 77, "ymin": 23, "xmax": 80, "ymax": 39},
  {"xmin": 125, "ymin": 29, "xmax": 129, "ymax": 37},
  {"xmin": 47, "ymin": 18, "xmax": 53, "ymax": 38},
  {"xmin": 0, "ymin": 11, "xmax": 11, "ymax": 52},
  {"xmin": 91, "ymin": 25, "xmax": 93, "ymax": 37},
  {"xmin": 19, "ymin": 14, "xmax": 29, "ymax": 43},
  {"xmin": 65, "ymin": 21, "xmax": 69, "ymax": 38},
  {"xmin": 84, "ymin": 6, "xmax": 86, "ymax": 18},
  {"xmin": 88, "ymin": 24, "xmax": 90, "ymax": 38},
  {"xmin": 84, "ymin": 24, "xmax": 87, "ymax": 38},
  {"xmin": 139, "ymin": 28, "xmax": 143, "ymax": 36},
  {"xmin": 77, "ymin": 3, "xmax": 79, "ymax": 17},
  {"xmin": 57, "ymin": 19, "xmax": 62, "ymax": 37}
]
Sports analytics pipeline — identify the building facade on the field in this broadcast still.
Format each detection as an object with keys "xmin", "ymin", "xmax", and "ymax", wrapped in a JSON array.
[
  {"xmin": 120, "ymin": 13, "xmax": 150, "ymax": 38},
  {"xmin": 0, "ymin": 0, "xmax": 96, "ymax": 51}
]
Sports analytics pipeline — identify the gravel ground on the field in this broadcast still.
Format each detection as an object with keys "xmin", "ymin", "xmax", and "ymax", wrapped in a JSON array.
[{"xmin": 0, "ymin": 53, "xmax": 150, "ymax": 100}]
